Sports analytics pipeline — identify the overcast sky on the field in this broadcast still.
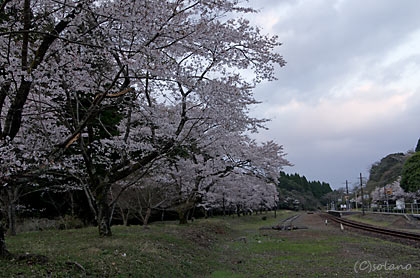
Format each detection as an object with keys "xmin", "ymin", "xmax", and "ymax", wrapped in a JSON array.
[{"xmin": 244, "ymin": 0, "xmax": 420, "ymax": 189}]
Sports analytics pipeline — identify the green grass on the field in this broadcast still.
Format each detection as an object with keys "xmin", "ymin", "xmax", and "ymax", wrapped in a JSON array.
[
  {"xmin": 1, "ymin": 223, "xmax": 223, "ymax": 278},
  {"xmin": 209, "ymin": 270, "xmax": 242, "ymax": 278},
  {"xmin": 345, "ymin": 214, "xmax": 393, "ymax": 227},
  {"xmin": 1, "ymin": 211, "xmax": 419, "ymax": 277}
]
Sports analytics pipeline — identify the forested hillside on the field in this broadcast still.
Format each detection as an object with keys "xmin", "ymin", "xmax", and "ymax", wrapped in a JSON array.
[
  {"xmin": 366, "ymin": 153, "xmax": 411, "ymax": 192},
  {"xmin": 401, "ymin": 137, "xmax": 420, "ymax": 192},
  {"xmin": 366, "ymin": 137, "xmax": 420, "ymax": 194},
  {"xmin": 277, "ymin": 172, "xmax": 332, "ymax": 210}
]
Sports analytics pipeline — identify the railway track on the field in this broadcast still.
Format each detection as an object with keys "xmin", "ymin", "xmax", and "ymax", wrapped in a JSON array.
[
  {"xmin": 283, "ymin": 214, "xmax": 301, "ymax": 224},
  {"xmin": 272, "ymin": 214, "xmax": 301, "ymax": 230},
  {"xmin": 323, "ymin": 213, "xmax": 420, "ymax": 242}
]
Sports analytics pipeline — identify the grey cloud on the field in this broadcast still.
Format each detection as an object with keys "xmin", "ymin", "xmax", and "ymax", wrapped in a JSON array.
[
  {"xmin": 255, "ymin": 0, "xmax": 420, "ymax": 99},
  {"xmin": 246, "ymin": 0, "xmax": 420, "ymax": 188}
]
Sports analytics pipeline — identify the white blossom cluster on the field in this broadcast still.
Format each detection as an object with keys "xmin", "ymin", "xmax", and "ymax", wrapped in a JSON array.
[{"xmin": 1, "ymin": 0, "xmax": 289, "ymax": 227}]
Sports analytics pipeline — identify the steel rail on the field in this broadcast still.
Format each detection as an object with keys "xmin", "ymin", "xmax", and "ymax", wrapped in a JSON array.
[{"xmin": 324, "ymin": 213, "xmax": 420, "ymax": 242}]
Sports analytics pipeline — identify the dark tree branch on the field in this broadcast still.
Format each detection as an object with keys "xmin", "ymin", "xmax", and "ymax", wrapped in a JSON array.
[
  {"xmin": 0, "ymin": 82, "xmax": 10, "ymax": 135},
  {"xmin": 49, "ymin": 66, "xmax": 130, "ymax": 158},
  {"xmin": 0, "ymin": 0, "xmax": 12, "ymax": 17},
  {"xmin": 21, "ymin": 0, "xmax": 31, "ymax": 71},
  {"xmin": 2, "ymin": 4, "xmax": 82, "ymax": 141}
]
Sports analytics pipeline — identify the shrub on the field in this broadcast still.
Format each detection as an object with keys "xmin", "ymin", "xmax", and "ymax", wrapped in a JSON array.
[
  {"xmin": 16, "ymin": 216, "xmax": 85, "ymax": 233},
  {"xmin": 16, "ymin": 218, "xmax": 57, "ymax": 233},
  {"xmin": 401, "ymin": 152, "xmax": 420, "ymax": 192},
  {"xmin": 57, "ymin": 215, "xmax": 84, "ymax": 230}
]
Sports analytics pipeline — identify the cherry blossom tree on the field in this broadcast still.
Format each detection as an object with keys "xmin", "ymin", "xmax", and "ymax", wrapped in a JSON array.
[
  {"xmin": 161, "ymin": 134, "xmax": 289, "ymax": 223},
  {"xmin": 0, "ymin": 92, "xmax": 81, "ymax": 237},
  {"xmin": 200, "ymin": 140, "xmax": 287, "ymax": 217},
  {"xmin": 1, "ymin": 0, "xmax": 286, "ymax": 249},
  {"xmin": 1, "ymin": 0, "xmax": 97, "ymax": 255},
  {"xmin": 111, "ymin": 173, "xmax": 171, "ymax": 227},
  {"xmin": 371, "ymin": 177, "xmax": 418, "ymax": 203},
  {"xmin": 46, "ymin": 0, "xmax": 284, "ymax": 234}
]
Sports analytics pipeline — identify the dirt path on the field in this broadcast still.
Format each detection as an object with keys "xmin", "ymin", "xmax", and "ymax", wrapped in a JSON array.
[{"xmin": 293, "ymin": 212, "xmax": 332, "ymax": 230}]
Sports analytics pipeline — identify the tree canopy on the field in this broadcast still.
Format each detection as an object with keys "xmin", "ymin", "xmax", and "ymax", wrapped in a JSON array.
[
  {"xmin": 400, "ymin": 152, "xmax": 420, "ymax": 192},
  {"xmin": 366, "ymin": 153, "xmax": 409, "ymax": 191},
  {"xmin": 277, "ymin": 172, "xmax": 332, "ymax": 210},
  {"xmin": 0, "ymin": 0, "xmax": 290, "ymax": 255}
]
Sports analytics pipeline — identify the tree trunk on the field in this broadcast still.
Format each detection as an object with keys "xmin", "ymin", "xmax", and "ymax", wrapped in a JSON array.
[
  {"xmin": 120, "ymin": 207, "xmax": 127, "ymax": 226},
  {"xmin": 109, "ymin": 202, "xmax": 117, "ymax": 227},
  {"xmin": 122, "ymin": 209, "xmax": 130, "ymax": 226},
  {"xmin": 83, "ymin": 184, "xmax": 98, "ymax": 220},
  {"xmin": 178, "ymin": 209, "xmax": 189, "ymax": 225},
  {"xmin": 0, "ymin": 218, "xmax": 10, "ymax": 257},
  {"xmin": 161, "ymin": 209, "xmax": 165, "ymax": 222},
  {"xmin": 222, "ymin": 194, "xmax": 226, "ymax": 216},
  {"xmin": 7, "ymin": 202, "xmax": 16, "ymax": 236},
  {"xmin": 69, "ymin": 191, "xmax": 75, "ymax": 217},
  {"xmin": 189, "ymin": 206, "xmax": 196, "ymax": 222},
  {"xmin": 97, "ymin": 200, "xmax": 112, "ymax": 236},
  {"xmin": 143, "ymin": 207, "xmax": 151, "ymax": 226},
  {"xmin": 4, "ymin": 187, "xmax": 18, "ymax": 236}
]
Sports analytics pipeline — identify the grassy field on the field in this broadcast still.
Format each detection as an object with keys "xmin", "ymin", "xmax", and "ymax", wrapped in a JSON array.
[
  {"xmin": 0, "ymin": 211, "xmax": 419, "ymax": 277},
  {"xmin": 345, "ymin": 213, "xmax": 395, "ymax": 227},
  {"xmin": 344, "ymin": 213, "xmax": 420, "ymax": 233}
]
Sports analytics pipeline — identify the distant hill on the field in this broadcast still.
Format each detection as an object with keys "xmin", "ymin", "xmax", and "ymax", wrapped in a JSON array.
[
  {"xmin": 277, "ymin": 172, "xmax": 332, "ymax": 210},
  {"xmin": 366, "ymin": 152, "xmax": 412, "ymax": 192}
]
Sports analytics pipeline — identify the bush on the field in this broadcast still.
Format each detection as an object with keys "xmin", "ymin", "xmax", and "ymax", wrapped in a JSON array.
[
  {"xmin": 16, "ymin": 216, "xmax": 84, "ymax": 233},
  {"xmin": 401, "ymin": 152, "xmax": 420, "ymax": 192},
  {"xmin": 57, "ymin": 215, "xmax": 84, "ymax": 230},
  {"xmin": 16, "ymin": 218, "xmax": 57, "ymax": 233}
]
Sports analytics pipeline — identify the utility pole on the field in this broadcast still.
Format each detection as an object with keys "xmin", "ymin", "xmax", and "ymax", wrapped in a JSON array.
[
  {"xmin": 346, "ymin": 180, "xmax": 350, "ymax": 211},
  {"xmin": 360, "ymin": 173, "xmax": 365, "ymax": 215}
]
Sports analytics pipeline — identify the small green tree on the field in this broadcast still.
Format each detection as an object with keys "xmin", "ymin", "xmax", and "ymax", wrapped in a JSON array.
[
  {"xmin": 415, "ymin": 138, "xmax": 420, "ymax": 152},
  {"xmin": 400, "ymin": 152, "xmax": 420, "ymax": 192}
]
